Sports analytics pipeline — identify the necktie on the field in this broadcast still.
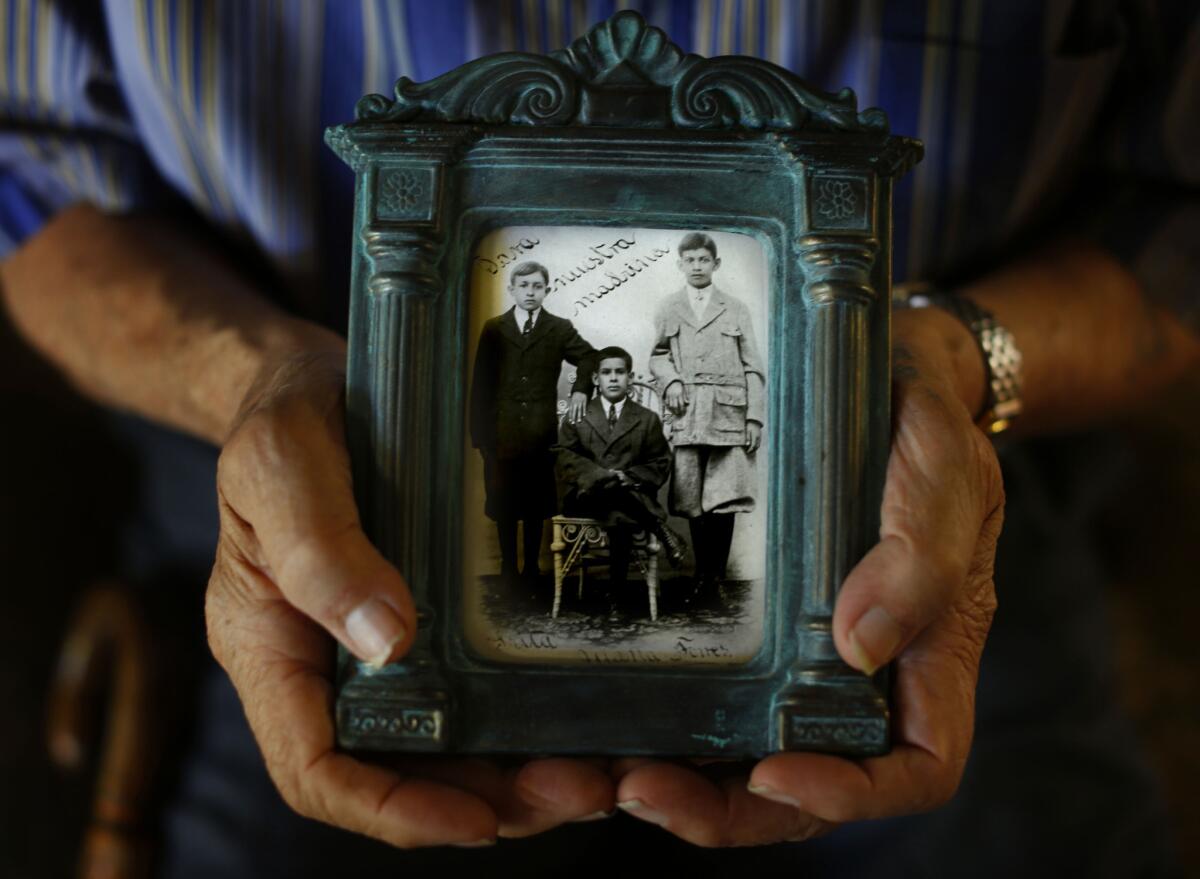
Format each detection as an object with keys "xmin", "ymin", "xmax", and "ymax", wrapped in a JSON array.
[
  {"xmin": 523, "ymin": 313, "xmax": 533, "ymax": 336},
  {"xmin": 608, "ymin": 404, "xmax": 618, "ymax": 430}
]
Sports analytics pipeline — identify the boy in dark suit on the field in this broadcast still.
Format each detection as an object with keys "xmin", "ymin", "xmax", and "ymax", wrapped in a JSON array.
[
  {"xmin": 470, "ymin": 261, "xmax": 595, "ymax": 583},
  {"xmin": 555, "ymin": 346, "xmax": 688, "ymax": 587}
]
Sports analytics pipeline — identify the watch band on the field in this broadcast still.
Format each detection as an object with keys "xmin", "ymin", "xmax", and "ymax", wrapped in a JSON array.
[{"xmin": 893, "ymin": 283, "xmax": 1024, "ymax": 435}]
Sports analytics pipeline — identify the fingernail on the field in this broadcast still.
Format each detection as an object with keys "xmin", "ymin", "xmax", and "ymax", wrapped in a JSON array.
[
  {"xmin": 571, "ymin": 809, "xmax": 616, "ymax": 822},
  {"xmin": 748, "ymin": 783, "xmax": 802, "ymax": 809},
  {"xmin": 452, "ymin": 838, "xmax": 496, "ymax": 848},
  {"xmin": 848, "ymin": 606, "xmax": 903, "ymax": 675},
  {"xmin": 345, "ymin": 597, "xmax": 407, "ymax": 668},
  {"xmin": 617, "ymin": 799, "xmax": 668, "ymax": 827}
]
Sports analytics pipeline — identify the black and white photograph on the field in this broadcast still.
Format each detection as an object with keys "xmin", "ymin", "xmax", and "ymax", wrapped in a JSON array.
[{"xmin": 463, "ymin": 226, "xmax": 770, "ymax": 665}]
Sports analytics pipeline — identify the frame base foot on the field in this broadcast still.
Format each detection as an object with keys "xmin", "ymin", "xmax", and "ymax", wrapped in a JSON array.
[
  {"xmin": 337, "ymin": 684, "xmax": 450, "ymax": 752},
  {"xmin": 774, "ymin": 674, "xmax": 889, "ymax": 756}
]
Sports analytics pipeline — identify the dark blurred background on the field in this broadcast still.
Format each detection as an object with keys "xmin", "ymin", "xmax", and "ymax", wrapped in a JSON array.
[{"xmin": 2, "ymin": 301, "xmax": 1198, "ymax": 877}]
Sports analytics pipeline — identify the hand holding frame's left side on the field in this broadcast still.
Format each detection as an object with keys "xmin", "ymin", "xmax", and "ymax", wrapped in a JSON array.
[
  {"xmin": 208, "ymin": 347, "xmax": 613, "ymax": 845},
  {"xmin": 1, "ymin": 204, "xmax": 614, "ymax": 847}
]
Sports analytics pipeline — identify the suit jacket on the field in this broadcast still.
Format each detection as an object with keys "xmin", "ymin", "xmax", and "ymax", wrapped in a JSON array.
[
  {"xmin": 470, "ymin": 307, "xmax": 595, "ymax": 458},
  {"xmin": 555, "ymin": 397, "xmax": 672, "ymax": 502},
  {"xmin": 648, "ymin": 284, "xmax": 765, "ymax": 446}
]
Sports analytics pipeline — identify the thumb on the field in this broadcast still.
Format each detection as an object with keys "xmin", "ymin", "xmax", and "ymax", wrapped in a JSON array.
[
  {"xmin": 833, "ymin": 533, "xmax": 964, "ymax": 676},
  {"xmin": 833, "ymin": 394, "xmax": 1002, "ymax": 675},
  {"xmin": 219, "ymin": 397, "xmax": 417, "ymax": 668},
  {"xmin": 267, "ymin": 507, "xmax": 416, "ymax": 670}
]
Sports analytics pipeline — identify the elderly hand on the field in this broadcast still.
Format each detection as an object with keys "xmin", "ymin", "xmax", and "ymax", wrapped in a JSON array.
[
  {"xmin": 205, "ymin": 347, "xmax": 614, "ymax": 848},
  {"xmin": 612, "ymin": 306, "xmax": 1004, "ymax": 846}
]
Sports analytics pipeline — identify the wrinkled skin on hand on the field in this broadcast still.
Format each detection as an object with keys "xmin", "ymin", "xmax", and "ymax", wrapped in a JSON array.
[
  {"xmin": 205, "ymin": 350, "xmax": 614, "ymax": 848},
  {"xmin": 611, "ymin": 314, "xmax": 1004, "ymax": 846},
  {"xmin": 206, "ymin": 307, "xmax": 1002, "ymax": 850}
]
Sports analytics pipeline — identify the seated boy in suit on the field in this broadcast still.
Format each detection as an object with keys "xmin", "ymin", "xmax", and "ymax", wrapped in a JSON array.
[
  {"xmin": 555, "ymin": 346, "xmax": 688, "ymax": 587},
  {"xmin": 470, "ymin": 261, "xmax": 595, "ymax": 583}
]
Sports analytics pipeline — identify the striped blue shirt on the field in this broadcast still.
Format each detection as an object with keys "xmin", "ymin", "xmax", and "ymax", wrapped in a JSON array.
[{"xmin": 1, "ymin": 1, "xmax": 1196, "ymax": 326}]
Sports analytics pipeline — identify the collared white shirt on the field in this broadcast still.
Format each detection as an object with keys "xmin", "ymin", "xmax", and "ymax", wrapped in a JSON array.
[
  {"xmin": 601, "ymin": 398, "xmax": 626, "ymax": 423},
  {"xmin": 514, "ymin": 306, "xmax": 541, "ymax": 333},
  {"xmin": 687, "ymin": 284, "xmax": 711, "ymax": 322}
]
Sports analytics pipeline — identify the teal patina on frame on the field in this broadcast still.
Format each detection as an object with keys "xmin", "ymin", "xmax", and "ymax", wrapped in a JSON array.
[{"xmin": 325, "ymin": 11, "xmax": 922, "ymax": 757}]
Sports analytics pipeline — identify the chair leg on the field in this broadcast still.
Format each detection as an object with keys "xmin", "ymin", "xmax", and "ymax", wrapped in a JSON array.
[
  {"xmin": 551, "ymin": 522, "xmax": 565, "ymax": 618},
  {"xmin": 647, "ymin": 555, "xmax": 659, "ymax": 621},
  {"xmin": 552, "ymin": 550, "xmax": 564, "ymax": 619}
]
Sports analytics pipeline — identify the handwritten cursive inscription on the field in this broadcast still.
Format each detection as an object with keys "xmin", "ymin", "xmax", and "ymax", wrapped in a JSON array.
[
  {"xmin": 475, "ymin": 237, "xmax": 541, "ymax": 275},
  {"xmin": 546, "ymin": 236, "xmax": 637, "ymax": 294},
  {"xmin": 674, "ymin": 636, "xmax": 732, "ymax": 659},
  {"xmin": 493, "ymin": 632, "xmax": 558, "ymax": 651},
  {"xmin": 577, "ymin": 648, "xmax": 675, "ymax": 664},
  {"xmin": 572, "ymin": 638, "xmax": 734, "ymax": 665},
  {"xmin": 568, "ymin": 242, "xmax": 672, "ymax": 314}
]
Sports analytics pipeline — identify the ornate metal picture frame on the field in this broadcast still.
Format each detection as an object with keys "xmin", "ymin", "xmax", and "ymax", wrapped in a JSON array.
[{"xmin": 326, "ymin": 11, "xmax": 921, "ymax": 758}]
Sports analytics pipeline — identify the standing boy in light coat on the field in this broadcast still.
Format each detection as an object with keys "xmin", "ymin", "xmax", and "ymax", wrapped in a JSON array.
[{"xmin": 649, "ymin": 233, "xmax": 765, "ymax": 593}]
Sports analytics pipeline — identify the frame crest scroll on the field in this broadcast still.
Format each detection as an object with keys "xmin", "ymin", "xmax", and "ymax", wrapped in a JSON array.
[{"xmin": 327, "ymin": 11, "xmax": 922, "ymax": 757}]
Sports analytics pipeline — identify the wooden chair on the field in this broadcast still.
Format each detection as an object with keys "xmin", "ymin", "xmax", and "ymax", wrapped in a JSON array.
[
  {"xmin": 550, "ymin": 375, "xmax": 671, "ymax": 620},
  {"xmin": 551, "ymin": 519, "xmax": 661, "ymax": 619}
]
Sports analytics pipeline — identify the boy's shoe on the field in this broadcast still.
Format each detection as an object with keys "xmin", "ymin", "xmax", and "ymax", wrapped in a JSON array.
[
  {"xmin": 657, "ymin": 525, "xmax": 688, "ymax": 568},
  {"xmin": 687, "ymin": 573, "xmax": 714, "ymax": 603}
]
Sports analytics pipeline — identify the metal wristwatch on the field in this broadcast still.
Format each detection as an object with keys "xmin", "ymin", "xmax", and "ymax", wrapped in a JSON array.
[{"xmin": 893, "ymin": 283, "xmax": 1024, "ymax": 435}]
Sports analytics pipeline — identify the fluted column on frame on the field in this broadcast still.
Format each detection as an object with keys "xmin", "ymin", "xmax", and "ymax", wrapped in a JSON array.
[
  {"xmin": 331, "ymin": 131, "xmax": 475, "ymax": 751},
  {"xmin": 774, "ymin": 203, "xmax": 890, "ymax": 754},
  {"xmin": 795, "ymin": 233, "xmax": 878, "ymax": 658}
]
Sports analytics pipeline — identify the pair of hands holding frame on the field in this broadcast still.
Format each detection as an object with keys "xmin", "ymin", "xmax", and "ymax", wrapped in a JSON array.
[
  {"xmin": 11, "ymin": 209, "xmax": 1192, "ymax": 850},
  {"xmin": 204, "ymin": 305, "xmax": 1004, "ymax": 848}
]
